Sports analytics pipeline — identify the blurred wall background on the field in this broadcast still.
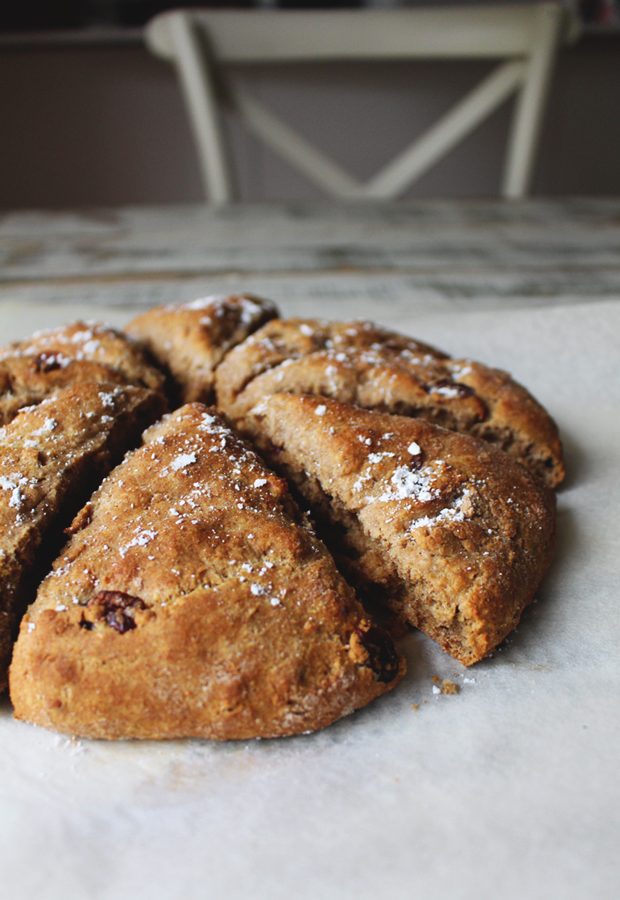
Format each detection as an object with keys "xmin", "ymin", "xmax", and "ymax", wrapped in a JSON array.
[{"xmin": 0, "ymin": 32, "xmax": 618, "ymax": 207}]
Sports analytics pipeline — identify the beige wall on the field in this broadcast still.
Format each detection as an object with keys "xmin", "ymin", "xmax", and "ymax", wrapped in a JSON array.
[{"xmin": 0, "ymin": 34, "xmax": 618, "ymax": 208}]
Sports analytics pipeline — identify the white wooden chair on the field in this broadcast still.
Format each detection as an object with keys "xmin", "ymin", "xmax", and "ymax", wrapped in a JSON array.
[{"xmin": 145, "ymin": 5, "xmax": 577, "ymax": 204}]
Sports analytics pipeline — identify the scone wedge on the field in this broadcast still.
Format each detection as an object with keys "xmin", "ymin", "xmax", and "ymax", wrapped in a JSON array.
[
  {"xmin": 126, "ymin": 294, "xmax": 278, "ymax": 404},
  {"xmin": 10, "ymin": 404, "xmax": 403, "ymax": 740},
  {"xmin": 243, "ymin": 394, "xmax": 556, "ymax": 666},
  {"xmin": 0, "ymin": 321, "xmax": 165, "ymax": 426},
  {"xmin": 0, "ymin": 383, "xmax": 165, "ymax": 690},
  {"xmin": 216, "ymin": 318, "xmax": 564, "ymax": 488}
]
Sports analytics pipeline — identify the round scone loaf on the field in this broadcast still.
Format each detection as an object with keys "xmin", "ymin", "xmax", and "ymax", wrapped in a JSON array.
[
  {"xmin": 242, "ymin": 394, "xmax": 556, "ymax": 666},
  {"xmin": 126, "ymin": 293, "xmax": 278, "ymax": 405},
  {"xmin": 215, "ymin": 317, "xmax": 564, "ymax": 488},
  {"xmin": 4, "ymin": 302, "xmax": 564, "ymax": 740},
  {"xmin": 9, "ymin": 404, "xmax": 403, "ymax": 740},
  {"xmin": 0, "ymin": 320, "xmax": 165, "ymax": 426}
]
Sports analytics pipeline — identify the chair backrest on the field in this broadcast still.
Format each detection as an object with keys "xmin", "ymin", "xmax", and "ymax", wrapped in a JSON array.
[{"xmin": 146, "ymin": 5, "xmax": 577, "ymax": 204}]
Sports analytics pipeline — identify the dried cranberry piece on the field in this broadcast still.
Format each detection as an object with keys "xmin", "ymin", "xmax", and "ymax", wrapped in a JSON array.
[
  {"xmin": 355, "ymin": 624, "xmax": 400, "ymax": 684},
  {"xmin": 88, "ymin": 590, "xmax": 146, "ymax": 634}
]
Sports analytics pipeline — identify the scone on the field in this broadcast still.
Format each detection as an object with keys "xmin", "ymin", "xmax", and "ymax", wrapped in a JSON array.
[
  {"xmin": 0, "ymin": 321, "xmax": 165, "ymax": 425},
  {"xmin": 0, "ymin": 383, "xmax": 165, "ymax": 691},
  {"xmin": 9, "ymin": 404, "xmax": 403, "ymax": 740},
  {"xmin": 243, "ymin": 394, "xmax": 556, "ymax": 666},
  {"xmin": 215, "ymin": 318, "xmax": 564, "ymax": 488},
  {"xmin": 126, "ymin": 294, "xmax": 278, "ymax": 404}
]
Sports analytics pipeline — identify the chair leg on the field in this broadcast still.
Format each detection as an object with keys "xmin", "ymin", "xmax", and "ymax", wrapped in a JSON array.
[
  {"xmin": 169, "ymin": 12, "xmax": 234, "ymax": 204},
  {"xmin": 502, "ymin": 3, "xmax": 563, "ymax": 199}
]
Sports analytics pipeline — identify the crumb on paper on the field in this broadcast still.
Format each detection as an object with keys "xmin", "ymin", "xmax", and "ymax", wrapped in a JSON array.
[{"xmin": 431, "ymin": 675, "xmax": 460, "ymax": 695}]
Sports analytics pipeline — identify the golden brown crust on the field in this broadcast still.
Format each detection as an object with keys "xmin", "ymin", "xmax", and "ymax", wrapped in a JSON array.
[
  {"xmin": 244, "ymin": 394, "xmax": 556, "ymax": 666},
  {"xmin": 215, "ymin": 318, "xmax": 564, "ymax": 488},
  {"xmin": 0, "ymin": 321, "xmax": 166, "ymax": 425},
  {"xmin": 126, "ymin": 294, "xmax": 279, "ymax": 404},
  {"xmin": 0, "ymin": 383, "xmax": 166, "ymax": 691},
  {"xmin": 9, "ymin": 404, "xmax": 403, "ymax": 739}
]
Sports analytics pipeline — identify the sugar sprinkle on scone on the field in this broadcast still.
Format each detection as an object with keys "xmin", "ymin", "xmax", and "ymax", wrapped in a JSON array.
[
  {"xmin": 9, "ymin": 404, "xmax": 403, "ymax": 740},
  {"xmin": 126, "ymin": 294, "xmax": 279, "ymax": 404},
  {"xmin": 0, "ymin": 382, "xmax": 165, "ymax": 691},
  {"xmin": 215, "ymin": 318, "xmax": 564, "ymax": 488},
  {"xmin": 0, "ymin": 320, "xmax": 165, "ymax": 425},
  {"xmin": 245, "ymin": 394, "xmax": 556, "ymax": 666}
]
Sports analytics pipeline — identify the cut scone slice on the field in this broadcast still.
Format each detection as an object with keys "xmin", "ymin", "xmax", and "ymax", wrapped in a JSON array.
[
  {"xmin": 9, "ymin": 404, "xmax": 403, "ymax": 740},
  {"xmin": 0, "ymin": 321, "xmax": 165, "ymax": 426},
  {"xmin": 244, "ymin": 394, "xmax": 556, "ymax": 666},
  {"xmin": 215, "ymin": 318, "xmax": 564, "ymax": 488},
  {"xmin": 0, "ymin": 383, "xmax": 165, "ymax": 691},
  {"xmin": 126, "ymin": 293, "xmax": 278, "ymax": 404}
]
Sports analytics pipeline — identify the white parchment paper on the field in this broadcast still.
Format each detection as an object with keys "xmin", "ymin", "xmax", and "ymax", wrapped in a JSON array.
[{"xmin": 0, "ymin": 298, "xmax": 618, "ymax": 900}]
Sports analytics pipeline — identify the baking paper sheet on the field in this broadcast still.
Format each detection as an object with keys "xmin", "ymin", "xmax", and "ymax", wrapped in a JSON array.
[{"xmin": 0, "ymin": 298, "xmax": 618, "ymax": 900}]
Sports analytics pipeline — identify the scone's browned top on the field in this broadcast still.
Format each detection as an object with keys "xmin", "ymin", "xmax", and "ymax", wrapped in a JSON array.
[{"xmin": 10, "ymin": 404, "xmax": 403, "ymax": 740}]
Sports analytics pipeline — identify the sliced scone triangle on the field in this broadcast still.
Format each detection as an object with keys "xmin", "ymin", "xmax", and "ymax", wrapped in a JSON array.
[
  {"xmin": 126, "ymin": 294, "xmax": 278, "ymax": 404},
  {"xmin": 0, "ymin": 321, "xmax": 165, "ymax": 426},
  {"xmin": 0, "ymin": 382, "xmax": 165, "ymax": 690},
  {"xmin": 215, "ymin": 318, "xmax": 564, "ymax": 487},
  {"xmin": 10, "ymin": 404, "xmax": 403, "ymax": 740},
  {"xmin": 244, "ymin": 394, "xmax": 556, "ymax": 666}
]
